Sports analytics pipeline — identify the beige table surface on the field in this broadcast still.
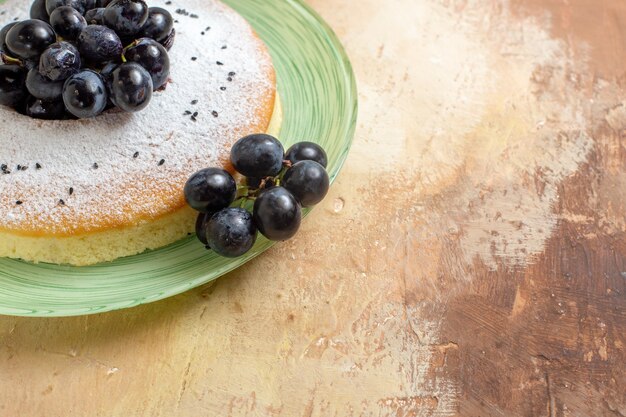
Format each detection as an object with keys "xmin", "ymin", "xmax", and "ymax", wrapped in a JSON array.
[{"xmin": 1, "ymin": 0, "xmax": 625, "ymax": 416}]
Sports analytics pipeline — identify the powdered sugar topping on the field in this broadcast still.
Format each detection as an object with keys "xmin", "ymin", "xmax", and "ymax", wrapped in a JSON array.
[{"xmin": 0, "ymin": 0, "xmax": 275, "ymax": 235}]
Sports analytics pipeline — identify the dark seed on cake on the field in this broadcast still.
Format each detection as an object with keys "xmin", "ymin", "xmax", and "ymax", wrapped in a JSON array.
[
  {"xmin": 158, "ymin": 159, "xmax": 165, "ymax": 166},
  {"xmin": 58, "ymin": 199, "xmax": 65, "ymax": 206},
  {"xmin": 69, "ymin": 187, "xmax": 74, "ymax": 195},
  {"xmin": 212, "ymin": 110, "xmax": 218, "ymax": 117},
  {"xmin": 184, "ymin": 110, "xmax": 192, "ymax": 115},
  {"xmin": 228, "ymin": 72, "xmax": 236, "ymax": 76},
  {"xmin": 201, "ymin": 31, "xmax": 204, "ymax": 35},
  {"xmin": 191, "ymin": 99, "xmax": 198, "ymax": 105},
  {"xmin": 190, "ymin": 115, "xmax": 197, "ymax": 121},
  {"xmin": 221, "ymin": 45, "xmax": 227, "ymax": 49},
  {"xmin": 93, "ymin": 163, "xmax": 99, "ymax": 169},
  {"xmin": 227, "ymin": 77, "xmax": 232, "ymax": 82},
  {"xmin": 191, "ymin": 56, "xmax": 197, "ymax": 61},
  {"xmin": 133, "ymin": 151, "xmax": 139, "ymax": 158},
  {"xmin": 35, "ymin": 163, "xmax": 42, "ymax": 169},
  {"xmin": 15, "ymin": 200, "xmax": 22, "ymax": 205},
  {"xmin": 192, "ymin": 111, "xmax": 198, "ymax": 117},
  {"xmin": 165, "ymin": 0, "xmax": 171, "ymax": 4},
  {"xmin": 190, "ymin": 14, "xmax": 198, "ymax": 19},
  {"xmin": 216, "ymin": 61, "xmax": 223, "ymax": 66},
  {"xmin": 220, "ymin": 86, "xmax": 226, "ymax": 91}
]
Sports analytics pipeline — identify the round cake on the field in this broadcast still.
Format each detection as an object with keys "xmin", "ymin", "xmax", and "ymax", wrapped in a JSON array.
[{"xmin": 0, "ymin": 0, "xmax": 278, "ymax": 265}]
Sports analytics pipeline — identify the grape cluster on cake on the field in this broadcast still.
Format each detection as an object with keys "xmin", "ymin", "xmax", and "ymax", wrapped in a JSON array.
[
  {"xmin": 185, "ymin": 134, "xmax": 330, "ymax": 258},
  {"xmin": 0, "ymin": 0, "xmax": 173, "ymax": 119}
]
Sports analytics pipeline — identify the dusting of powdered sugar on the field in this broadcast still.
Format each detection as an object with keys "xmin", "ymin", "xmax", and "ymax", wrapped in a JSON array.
[{"xmin": 0, "ymin": 0, "xmax": 275, "ymax": 234}]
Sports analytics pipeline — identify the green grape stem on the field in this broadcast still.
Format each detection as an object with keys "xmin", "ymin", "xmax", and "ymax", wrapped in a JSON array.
[
  {"xmin": 1, "ymin": 53, "xmax": 22, "ymax": 66},
  {"xmin": 121, "ymin": 39, "xmax": 140, "ymax": 63},
  {"xmin": 231, "ymin": 162, "xmax": 293, "ymax": 210},
  {"xmin": 236, "ymin": 185, "xmax": 250, "ymax": 198}
]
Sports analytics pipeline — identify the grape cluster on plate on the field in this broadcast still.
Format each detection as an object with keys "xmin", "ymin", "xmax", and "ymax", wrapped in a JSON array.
[
  {"xmin": 184, "ymin": 134, "xmax": 331, "ymax": 258},
  {"xmin": 0, "ymin": 0, "xmax": 174, "ymax": 119}
]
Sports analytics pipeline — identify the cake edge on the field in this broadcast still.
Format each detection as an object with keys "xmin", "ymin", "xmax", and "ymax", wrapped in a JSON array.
[{"xmin": 0, "ymin": 95, "xmax": 283, "ymax": 266}]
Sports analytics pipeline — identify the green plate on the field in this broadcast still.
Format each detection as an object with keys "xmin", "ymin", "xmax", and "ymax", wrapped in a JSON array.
[{"xmin": 0, "ymin": 0, "xmax": 357, "ymax": 317}]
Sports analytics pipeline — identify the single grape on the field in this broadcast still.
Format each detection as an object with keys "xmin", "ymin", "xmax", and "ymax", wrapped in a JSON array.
[
  {"xmin": 39, "ymin": 41, "xmax": 81, "ymax": 81},
  {"xmin": 139, "ymin": 7, "xmax": 173, "ymax": 42},
  {"xmin": 124, "ymin": 38, "xmax": 169, "ymax": 90},
  {"xmin": 99, "ymin": 61, "xmax": 117, "ymax": 79},
  {"xmin": 49, "ymin": 6, "xmax": 86, "ymax": 40},
  {"xmin": 285, "ymin": 141, "xmax": 328, "ymax": 168},
  {"xmin": 5, "ymin": 19, "xmax": 56, "ymax": 60},
  {"xmin": 99, "ymin": 61, "xmax": 118, "ymax": 108},
  {"xmin": 45, "ymin": 0, "xmax": 85, "ymax": 15},
  {"xmin": 26, "ymin": 67, "xmax": 64, "ymax": 100},
  {"xmin": 0, "ymin": 65, "xmax": 27, "ymax": 108},
  {"xmin": 108, "ymin": 62, "xmax": 152, "ymax": 112},
  {"xmin": 77, "ymin": 25, "xmax": 122, "ymax": 66},
  {"xmin": 282, "ymin": 160, "xmax": 330, "ymax": 207},
  {"xmin": 184, "ymin": 167, "xmax": 237, "ymax": 213},
  {"xmin": 84, "ymin": 7, "xmax": 105, "ymax": 24},
  {"xmin": 79, "ymin": 0, "xmax": 97, "ymax": 13},
  {"xmin": 25, "ymin": 95, "xmax": 65, "ymax": 119},
  {"xmin": 62, "ymin": 69, "xmax": 107, "ymax": 118},
  {"xmin": 0, "ymin": 22, "xmax": 18, "ymax": 56},
  {"xmin": 252, "ymin": 187, "xmax": 301, "ymax": 241},
  {"xmin": 230, "ymin": 134, "xmax": 285, "ymax": 178},
  {"xmin": 205, "ymin": 208, "xmax": 257, "ymax": 258},
  {"xmin": 103, "ymin": 0, "xmax": 149, "ymax": 37},
  {"xmin": 195, "ymin": 212, "xmax": 210, "ymax": 245},
  {"xmin": 30, "ymin": 0, "xmax": 50, "ymax": 22},
  {"xmin": 159, "ymin": 27, "xmax": 175, "ymax": 51}
]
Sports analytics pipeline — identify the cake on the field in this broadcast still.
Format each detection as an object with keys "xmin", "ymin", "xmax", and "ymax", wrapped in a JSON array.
[{"xmin": 0, "ymin": 0, "xmax": 280, "ymax": 265}]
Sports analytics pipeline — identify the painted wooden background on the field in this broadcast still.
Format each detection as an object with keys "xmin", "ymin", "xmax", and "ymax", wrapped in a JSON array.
[{"xmin": 0, "ymin": 0, "xmax": 624, "ymax": 415}]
